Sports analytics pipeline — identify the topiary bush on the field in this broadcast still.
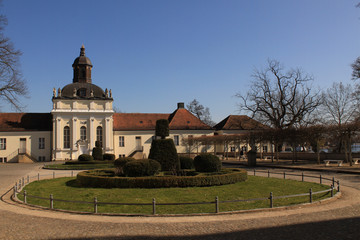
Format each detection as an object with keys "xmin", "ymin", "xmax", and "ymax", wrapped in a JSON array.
[
  {"xmin": 103, "ymin": 154, "xmax": 115, "ymax": 161},
  {"xmin": 194, "ymin": 154, "xmax": 222, "ymax": 172},
  {"xmin": 92, "ymin": 141, "xmax": 103, "ymax": 160},
  {"xmin": 149, "ymin": 139, "xmax": 180, "ymax": 171},
  {"xmin": 123, "ymin": 159, "xmax": 161, "ymax": 177},
  {"xmin": 114, "ymin": 157, "xmax": 135, "ymax": 175},
  {"xmin": 78, "ymin": 154, "xmax": 94, "ymax": 162},
  {"xmin": 155, "ymin": 119, "xmax": 169, "ymax": 139},
  {"xmin": 179, "ymin": 156, "xmax": 194, "ymax": 169}
]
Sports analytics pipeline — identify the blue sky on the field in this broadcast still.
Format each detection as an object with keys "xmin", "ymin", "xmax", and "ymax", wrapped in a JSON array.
[{"xmin": 1, "ymin": 0, "xmax": 360, "ymax": 123}]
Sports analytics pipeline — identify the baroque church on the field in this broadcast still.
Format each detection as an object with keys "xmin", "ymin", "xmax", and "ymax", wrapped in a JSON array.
[{"xmin": 0, "ymin": 46, "xmax": 266, "ymax": 163}]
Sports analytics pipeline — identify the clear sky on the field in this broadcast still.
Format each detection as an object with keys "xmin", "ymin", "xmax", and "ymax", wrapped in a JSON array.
[{"xmin": 1, "ymin": 0, "xmax": 360, "ymax": 123}]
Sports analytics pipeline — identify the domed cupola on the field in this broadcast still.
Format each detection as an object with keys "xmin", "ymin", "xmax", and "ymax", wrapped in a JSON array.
[{"xmin": 72, "ymin": 44, "xmax": 93, "ymax": 83}]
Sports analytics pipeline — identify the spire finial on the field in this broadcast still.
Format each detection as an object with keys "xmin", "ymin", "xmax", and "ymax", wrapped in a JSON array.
[{"xmin": 80, "ymin": 44, "xmax": 85, "ymax": 56}]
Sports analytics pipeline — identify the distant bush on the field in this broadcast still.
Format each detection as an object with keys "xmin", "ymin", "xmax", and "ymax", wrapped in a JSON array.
[
  {"xmin": 78, "ymin": 154, "xmax": 93, "ymax": 162},
  {"xmin": 194, "ymin": 154, "xmax": 221, "ymax": 172},
  {"xmin": 103, "ymin": 154, "xmax": 115, "ymax": 161},
  {"xmin": 179, "ymin": 156, "xmax": 194, "ymax": 169},
  {"xmin": 123, "ymin": 159, "xmax": 161, "ymax": 177},
  {"xmin": 114, "ymin": 157, "xmax": 135, "ymax": 175}
]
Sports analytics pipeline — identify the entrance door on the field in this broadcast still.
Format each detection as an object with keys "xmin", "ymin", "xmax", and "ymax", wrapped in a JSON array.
[
  {"xmin": 135, "ymin": 137, "xmax": 142, "ymax": 151},
  {"xmin": 19, "ymin": 138, "xmax": 26, "ymax": 154}
]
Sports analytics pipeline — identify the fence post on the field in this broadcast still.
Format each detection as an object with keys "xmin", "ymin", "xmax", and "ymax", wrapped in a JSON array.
[
  {"xmin": 38, "ymin": 173, "xmax": 40, "ymax": 181},
  {"xmin": 302, "ymin": 172, "xmax": 304, "ymax": 182},
  {"xmin": 13, "ymin": 185, "xmax": 16, "ymax": 198},
  {"xmin": 309, "ymin": 188, "xmax": 312, "ymax": 203},
  {"xmin": 94, "ymin": 197, "xmax": 98, "ymax": 213},
  {"xmin": 53, "ymin": 171, "xmax": 55, "ymax": 179},
  {"xmin": 50, "ymin": 194, "xmax": 54, "ymax": 209},
  {"xmin": 24, "ymin": 190, "xmax": 27, "ymax": 203},
  {"xmin": 332, "ymin": 177, "xmax": 335, "ymax": 187},
  {"xmin": 27, "ymin": 175, "xmax": 29, "ymax": 183},
  {"xmin": 268, "ymin": 170, "xmax": 270, "ymax": 178},
  {"xmin": 283, "ymin": 172, "xmax": 286, "ymax": 179},
  {"xmin": 269, "ymin": 192, "xmax": 273, "ymax": 208},
  {"xmin": 254, "ymin": 169, "xmax": 256, "ymax": 176},
  {"xmin": 71, "ymin": 171, "xmax": 74, "ymax": 177},
  {"xmin": 320, "ymin": 175, "xmax": 322, "ymax": 184},
  {"xmin": 215, "ymin": 196, "xmax": 219, "ymax": 213},
  {"xmin": 337, "ymin": 180, "xmax": 340, "ymax": 192},
  {"xmin": 152, "ymin": 198, "xmax": 156, "ymax": 215},
  {"xmin": 22, "ymin": 177, "xmax": 25, "ymax": 187},
  {"xmin": 331, "ymin": 185, "xmax": 334, "ymax": 197}
]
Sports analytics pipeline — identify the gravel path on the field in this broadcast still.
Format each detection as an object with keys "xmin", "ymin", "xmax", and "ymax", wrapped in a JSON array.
[{"xmin": 0, "ymin": 164, "xmax": 359, "ymax": 240}]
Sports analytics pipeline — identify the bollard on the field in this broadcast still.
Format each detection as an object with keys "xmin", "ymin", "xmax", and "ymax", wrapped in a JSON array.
[
  {"xmin": 283, "ymin": 172, "xmax": 286, "ymax": 179},
  {"xmin": 320, "ymin": 175, "xmax": 322, "ymax": 184},
  {"xmin": 268, "ymin": 170, "xmax": 270, "ymax": 178},
  {"xmin": 331, "ymin": 185, "xmax": 334, "ymax": 197},
  {"xmin": 269, "ymin": 192, "xmax": 273, "ymax": 208},
  {"xmin": 24, "ymin": 190, "xmax": 27, "ymax": 203},
  {"xmin": 309, "ymin": 188, "xmax": 312, "ymax": 203},
  {"xmin": 53, "ymin": 171, "xmax": 55, "ymax": 179},
  {"xmin": 302, "ymin": 172, "xmax": 304, "ymax": 182},
  {"xmin": 94, "ymin": 197, "xmax": 98, "ymax": 213},
  {"xmin": 152, "ymin": 198, "xmax": 156, "ymax": 215},
  {"xmin": 38, "ymin": 173, "xmax": 40, "ymax": 181},
  {"xmin": 50, "ymin": 194, "xmax": 54, "ymax": 209},
  {"xmin": 254, "ymin": 169, "xmax": 256, "ymax": 176},
  {"xmin": 337, "ymin": 180, "xmax": 340, "ymax": 192},
  {"xmin": 215, "ymin": 196, "xmax": 219, "ymax": 213}
]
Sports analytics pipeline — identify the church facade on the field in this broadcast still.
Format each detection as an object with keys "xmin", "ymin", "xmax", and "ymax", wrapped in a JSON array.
[{"xmin": 0, "ymin": 46, "xmax": 269, "ymax": 163}]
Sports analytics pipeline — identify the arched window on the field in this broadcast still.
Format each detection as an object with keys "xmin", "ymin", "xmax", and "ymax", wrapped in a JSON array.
[
  {"xmin": 96, "ymin": 126, "xmax": 103, "ymax": 146},
  {"xmin": 80, "ymin": 126, "xmax": 86, "ymax": 141},
  {"xmin": 63, "ymin": 126, "xmax": 70, "ymax": 148}
]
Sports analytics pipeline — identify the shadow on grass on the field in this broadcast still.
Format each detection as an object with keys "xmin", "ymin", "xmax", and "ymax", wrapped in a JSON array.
[{"xmin": 65, "ymin": 179, "xmax": 83, "ymax": 188}]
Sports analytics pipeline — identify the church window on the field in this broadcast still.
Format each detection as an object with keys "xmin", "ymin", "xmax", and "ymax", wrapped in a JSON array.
[
  {"xmin": 63, "ymin": 126, "xmax": 70, "ymax": 148},
  {"xmin": 119, "ymin": 136, "xmax": 125, "ymax": 147},
  {"xmin": 96, "ymin": 126, "xmax": 103, "ymax": 146},
  {"xmin": 80, "ymin": 126, "xmax": 86, "ymax": 140}
]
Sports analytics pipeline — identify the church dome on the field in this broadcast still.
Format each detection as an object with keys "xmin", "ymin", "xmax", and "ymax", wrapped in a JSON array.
[
  {"xmin": 60, "ymin": 82, "xmax": 109, "ymax": 99},
  {"xmin": 72, "ymin": 44, "xmax": 92, "ymax": 67}
]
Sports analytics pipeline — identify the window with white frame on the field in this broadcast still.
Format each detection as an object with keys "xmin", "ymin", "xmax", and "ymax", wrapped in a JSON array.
[
  {"xmin": 0, "ymin": 138, "xmax": 6, "ymax": 150},
  {"xmin": 96, "ymin": 126, "xmax": 103, "ymax": 146},
  {"xmin": 174, "ymin": 135, "xmax": 179, "ymax": 146},
  {"xmin": 119, "ymin": 136, "xmax": 125, "ymax": 147},
  {"xmin": 39, "ymin": 138, "xmax": 45, "ymax": 149},
  {"xmin": 63, "ymin": 126, "xmax": 70, "ymax": 148},
  {"xmin": 80, "ymin": 126, "xmax": 87, "ymax": 140}
]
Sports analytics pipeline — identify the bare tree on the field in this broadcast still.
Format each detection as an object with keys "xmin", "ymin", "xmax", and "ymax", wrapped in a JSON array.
[
  {"xmin": 0, "ymin": 14, "xmax": 27, "ymax": 111},
  {"xmin": 351, "ymin": 57, "xmax": 360, "ymax": 80},
  {"xmin": 236, "ymin": 59, "xmax": 321, "ymax": 130},
  {"xmin": 186, "ymin": 99, "xmax": 215, "ymax": 126}
]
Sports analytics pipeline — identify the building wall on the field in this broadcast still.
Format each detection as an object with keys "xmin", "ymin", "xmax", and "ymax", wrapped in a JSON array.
[{"xmin": 0, "ymin": 131, "xmax": 51, "ymax": 162}]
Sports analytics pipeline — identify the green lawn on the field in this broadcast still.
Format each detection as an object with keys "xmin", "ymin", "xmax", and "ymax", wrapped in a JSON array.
[{"xmin": 18, "ymin": 176, "xmax": 333, "ymax": 215}]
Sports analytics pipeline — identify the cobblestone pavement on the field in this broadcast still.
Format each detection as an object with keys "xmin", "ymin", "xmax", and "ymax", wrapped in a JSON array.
[{"xmin": 0, "ymin": 163, "xmax": 359, "ymax": 240}]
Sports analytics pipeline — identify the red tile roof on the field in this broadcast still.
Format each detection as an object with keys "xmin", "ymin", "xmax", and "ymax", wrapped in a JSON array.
[
  {"xmin": 113, "ymin": 108, "xmax": 213, "ymax": 131},
  {"xmin": 0, "ymin": 113, "xmax": 52, "ymax": 132},
  {"xmin": 214, "ymin": 115, "xmax": 268, "ymax": 131}
]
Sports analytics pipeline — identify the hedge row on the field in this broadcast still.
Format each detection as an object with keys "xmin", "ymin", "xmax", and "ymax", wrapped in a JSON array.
[
  {"xmin": 76, "ymin": 168, "xmax": 247, "ymax": 188},
  {"xmin": 65, "ymin": 160, "xmax": 114, "ymax": 165}
]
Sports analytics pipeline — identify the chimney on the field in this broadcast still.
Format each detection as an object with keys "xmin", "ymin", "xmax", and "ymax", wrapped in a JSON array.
[{"xmin": 177, "ymin": 102, "xmax": 185, "ymax": 109}]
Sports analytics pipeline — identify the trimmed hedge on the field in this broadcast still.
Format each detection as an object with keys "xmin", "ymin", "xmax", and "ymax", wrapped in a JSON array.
[
  {"xmin": 123, "ymin": 159, "xmax": 161, "ymax": 177},
  {"xmin": 76, "ymin": 168, "xmax": 247, "ymax": 188},
  {"xmin": 65, "ymin": 160, "xmax": 114, "ymax": 165},
  {"xmin": 92, "ymin": 147, "xmax": 103, "ymax": 160},
  {"xmin": 179, "ymin": 156, "xmax": 194, "ymax": 169},
  {"xmin": 155, "ymin": 119, "xmax": 169, "ymax": 139},
  {"xmin": 149, "ymin": 139, "xmax": 180, "ymax": 171},
  {"xmin": 78, "ymin": 154, "xmax": 93, "ymax": 162},
  {"xmin": 194, "ymin": 154, "xmax": 221, "ymax": 172},
  {"xmin": 103, "ymin": 154, "xmax": 115, "ymax": 161}
]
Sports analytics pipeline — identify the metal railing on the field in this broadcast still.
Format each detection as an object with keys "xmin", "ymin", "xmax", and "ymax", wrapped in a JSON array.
[{"xmin": 13, "ymin": 169, "xmax": 339, "ymax": 215}]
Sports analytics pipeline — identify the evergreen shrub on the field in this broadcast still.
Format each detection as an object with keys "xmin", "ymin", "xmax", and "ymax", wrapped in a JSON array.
[
  {"xmin": 114, "ymin": 157, "xmax": 135, "ymax": 175},
  {"xmin": 155, "ymin": 119, "xmax": 169, "ymax": 139},
  {"xmin": 149, "ymin": 139, "xmax": 180, "ymax": 171},
  {"xmin": 103, "ymin": 154, "xmax": 115, "ymax": 161},
  {"xmin": 78, "ymin": 154, "xmax": 94, "ymax": 162},
  {"xmin": 92, "ymin": 141, "xmax": 103, "ymax": 160},
  {"xmin": 179, "ymin": 156, "xmax": 194, "ymax": 169},
  {"xmin": 194, "ymin": 154, "xmax": 222, "ymax": 172},
  {"xmin": 123, "ymin": 159, "xmax": 161, "ymax": 177}
]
